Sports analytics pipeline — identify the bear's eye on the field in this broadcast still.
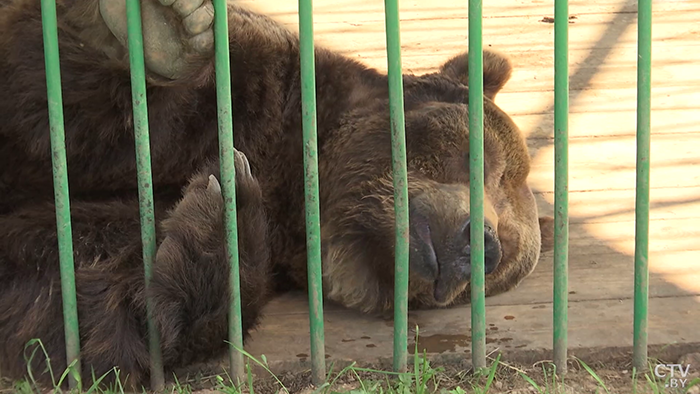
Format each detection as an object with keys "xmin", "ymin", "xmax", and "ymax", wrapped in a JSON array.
[{"xmin": 458, "ymin": 152, "xmax": 492, "ymax": 185}]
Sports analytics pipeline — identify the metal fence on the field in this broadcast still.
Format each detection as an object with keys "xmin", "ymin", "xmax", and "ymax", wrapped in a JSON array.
[{"xmin": 37, "ymin": 0, "xmax": 652, "ymax": 390}]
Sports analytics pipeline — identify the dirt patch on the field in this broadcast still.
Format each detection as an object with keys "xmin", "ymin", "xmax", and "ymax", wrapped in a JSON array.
[
  {"xmin": 3, "ymin": 348, "xmax": 698, "ymax": 393},
  {"xmin": 175, "ymin": 349, "xmax": 700, "ymax": 394}
]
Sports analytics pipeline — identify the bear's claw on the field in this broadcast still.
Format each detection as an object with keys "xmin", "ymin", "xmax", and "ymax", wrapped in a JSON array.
[
  {"xmin": 207, "ymin": 174, "xmax": 222, "ymax": 195},
  {"xmin": 198, "ymin": 150, "xmax": 254, "ymax": 200},
  {"xmin": 234, "ymin": 149, "xmax": 253, "ymax": 180}
]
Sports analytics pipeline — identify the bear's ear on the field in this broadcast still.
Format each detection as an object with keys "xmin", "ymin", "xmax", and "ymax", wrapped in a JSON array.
[
  {"xmin": 538, "ymin": 216, "xmax": 555, "ymax": 254},
  {"xmin": 438, "ymin": 49, "xmax": 513, "ymax": 100}
]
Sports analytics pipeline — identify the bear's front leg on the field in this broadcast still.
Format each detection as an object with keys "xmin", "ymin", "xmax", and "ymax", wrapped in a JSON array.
[{"xmin": 149, "ymin": 149, "xmax": 272, "ymax": 369}]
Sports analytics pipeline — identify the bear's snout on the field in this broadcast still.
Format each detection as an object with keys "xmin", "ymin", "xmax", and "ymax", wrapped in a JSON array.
[{"xmin": 409, "ymin": 203, "xmax": 503, "ymax": 304}]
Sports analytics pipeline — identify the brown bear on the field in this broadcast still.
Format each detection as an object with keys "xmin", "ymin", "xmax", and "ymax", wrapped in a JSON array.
[{"xmin": 0, "ymin": 0, "xmax": 554, "ymax": 390}]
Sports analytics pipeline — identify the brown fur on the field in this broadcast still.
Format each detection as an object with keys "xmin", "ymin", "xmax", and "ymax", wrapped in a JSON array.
[{"xmin": 0, "ymin": 0, "xmax": 553, "ymax": 389}]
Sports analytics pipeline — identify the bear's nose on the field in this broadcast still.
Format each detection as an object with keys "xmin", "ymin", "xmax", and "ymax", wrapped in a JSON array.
[
  {"xmin": 431, "ymin": 217, "xmax": 502, "ymax": 303},
  {"xmin": 409, "ymin": 212, "xmax": 503, "ymax": 303},
  {"xmin": 458, "ymin": 218, "xmax": 502, "ymax": 275}
]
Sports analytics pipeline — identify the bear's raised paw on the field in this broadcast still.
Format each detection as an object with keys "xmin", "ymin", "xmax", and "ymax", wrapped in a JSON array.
[{"xmin": 99, "ymin": 0, "xmax": 215, "ymax": 80}]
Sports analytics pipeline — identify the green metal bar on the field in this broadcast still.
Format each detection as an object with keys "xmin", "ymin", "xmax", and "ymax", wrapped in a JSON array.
[
  {"xmin": 553, "ymin": 0, "xmax": 570, "ymax": 375},
  {"xmin": 633, "ymin": 0, "xmax": 652, "ymax": 372},
  {"xmin": 468, "ymin": 0, "xmax": 486, "ymax": 373},
  {"xmin": 124, "ymin": 0, "xmax": 165, "ymax": 389},
  {"xmin": 39, "ymin": 0, "xmax": 81, "ymax": 389},
  {"xmin": 298, "ymin": 0, "xmax": 327, "ymax": 386},
  {"xmin": 212, "ymin": 0, "xmax": 245, "ymax": 383},
  {"xmin": 383, "ymin": 0, "xmax": 410, "ymax": 374}
]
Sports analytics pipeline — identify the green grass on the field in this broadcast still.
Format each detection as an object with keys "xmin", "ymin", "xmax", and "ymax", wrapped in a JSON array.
[{"xmin": 2, "ymin": 336, "xmax": 699, "ymax": 394}]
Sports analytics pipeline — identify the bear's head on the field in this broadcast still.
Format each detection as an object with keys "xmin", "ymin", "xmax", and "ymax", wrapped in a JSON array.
[{"xmin": 319, "ymin": 49, "xmax": 554, "ymax": 313}]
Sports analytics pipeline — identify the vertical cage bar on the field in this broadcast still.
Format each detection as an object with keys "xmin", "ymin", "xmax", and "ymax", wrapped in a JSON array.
[
  {"xmin": 212, "ymin": 0, "xmax": 245, "ymax": 382},
  {"xmin": 383, "ymin": 0, "xmax": 410, "ymax": 374},
  {"xmin": 124, "ymin": 0, "xmax": 165, "ymax": 389},
  {"xmin": 553, "ymin": 0, "xmax": 570, "ymax": 375},
  {"xmin": 298, "ymin": 0, "xmax": 327, "ymax": 386},
  {"xmin": 633, "ymin": 0, "xmax": 652, "ymax": 372},
  {"xmin": 468, "ymin": 0, "xmax": 486, "ymax": 372},
  {"xmin": 39, "ymin": 0, "xmax": 81, "ymax": 389}
]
